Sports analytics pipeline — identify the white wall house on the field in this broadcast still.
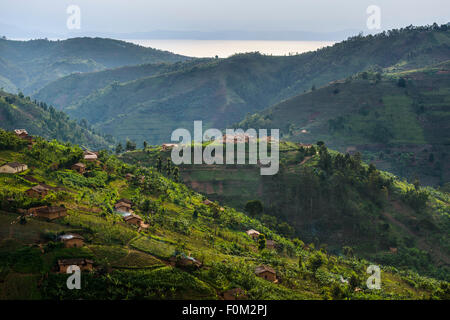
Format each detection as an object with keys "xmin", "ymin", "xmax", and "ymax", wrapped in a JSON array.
[{"xmin": 0, "ymin": 162, "xmax": 28, "ymax": 173}]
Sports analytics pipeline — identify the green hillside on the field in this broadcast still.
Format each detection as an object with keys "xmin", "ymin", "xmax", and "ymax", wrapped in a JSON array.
[
  {"xmin": 236, "ymin": 61, "xmax": 450, "ymax": 186},
  {"xmin": 0, "ymin": 37, "xmax": 190, "ymax": 94},
  {"xmin": 0, "ymin": 90, "xmax": 114, "ymax": 149},
  {"xmin": 34, "ymin": 25, "xmax": 450, "ymax": 145},
  {"xmin": 120, "ymin": 141, "xmax": 450, "ymax": 281},
  {"xmin": 34, "ymin": 59, "xmax": 212, "ymax": 109},
  {"xmin": 0, "ymin": 130, "xmax": 449, "ymax": 300}
]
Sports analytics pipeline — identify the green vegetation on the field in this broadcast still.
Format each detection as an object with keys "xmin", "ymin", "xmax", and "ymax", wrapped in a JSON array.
[
  {"xmin": 34, "ymin": 25, "xmax": 450, "ymax": 146},
  {"xmin": 237, "ymin": 60, "xmax": 450, "ymax": 187},
  {"xmin": 0, "ymin": 91, "xmax": 114, "ymax": 149},
  {"xmin": 122, "ymin": 141, "xmax": 450, "ymax": 281},
  {"xmin": 0, "ymin": 131, "xmax": 448, "ymax": 300},
  {"xmin": 0, "ymin": 37, "xmax": 190, "ymax": 94}
]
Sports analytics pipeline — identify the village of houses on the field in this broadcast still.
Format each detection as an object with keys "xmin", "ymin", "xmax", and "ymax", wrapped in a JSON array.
[{"xmin": 0, "ymin": 129, "xmax": 282, "ymax": 299}]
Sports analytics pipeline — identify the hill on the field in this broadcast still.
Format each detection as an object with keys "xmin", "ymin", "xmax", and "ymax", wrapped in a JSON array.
[
  {"xmin": 236, "ymin": 61, "xmax": 450, "ymax": 186},
  {"xmin": 0, "ymin": 37, "xmax": 190, "ymax": 94},
  {"xmin": 0, "ymin": 131, "xmax": 448, "ymax": 299},
  {"xmin": 33, "ymin": 25, "xmax": 450, "ymax": 145},
  {"xmin": 120, "ymin": 141, "xmax": 450, "ymax": 281},
  {"xmin": 0, "ymin": 90, "xmax": 114, "ymax": 149},
  {"xmin": 34, "ymin": 58, "xmax": 212, "ymax": 109}
]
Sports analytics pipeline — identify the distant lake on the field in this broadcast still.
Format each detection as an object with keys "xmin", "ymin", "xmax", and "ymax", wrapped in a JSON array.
[{"xmin": 125, "ymin": 39, "xmax": 335, "ymax": 58}]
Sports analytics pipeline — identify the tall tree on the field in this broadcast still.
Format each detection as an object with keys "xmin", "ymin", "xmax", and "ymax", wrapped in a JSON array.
[{"xmin": 244, "ymin": 200, "xmax": 263, "ymax": 217}]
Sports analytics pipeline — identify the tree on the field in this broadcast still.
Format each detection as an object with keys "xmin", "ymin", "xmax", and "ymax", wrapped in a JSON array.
[
  {"xmin": 193, "ymin": 210, "xmax": 199, "ymax": 220},
  {"xmin": 244, "ymin": 200, "xmax": 263, "ymax": 217},
  {"xmin": 277, "ymin": 222, "xmax": 294, "ymax": 237},
  {"xmin": 298, "ymin": 255, "xmax": 305, "ymax": 269},
  {"xmin": 126, "ymin": 140, "xmax": 136, "ymax": 151},
  {"xmin": 172, "ymin": 166, "xmax": 180, "ymax": 182},
  {"xmin": 413, "ymin": 178, "xmax": 420, "ymax": 190},
  {"xmin": 143, "ymin": 141, "xmax": 148, "ymax": 149},
  {"xmin": 309, "ymin": 251, "xmax": 325, "ymax": 272},
  {"xmin": 349, "ymin": 272, "xmax": 360, "ymax": 289},
  {"xmin": 115, "ymin": 143, "xmax": 123, "ymax": 154},
  {"xmin": 258, "ymin": 234, "xmax": 266, "ymax": 250},
  {"xmin": 397, "ymin": 77, "xmax": 406, "ymax": 88},
  {"xmin": 343, "ymin": 246, "xmax": 354, "ymax": 258},
  {"xmin": 156, "ymin": 156, "xmax": 162, "ymax": 172},
  {"xmin": 165, "ymin": 157, "xmax": 172, "ymax": 175}
]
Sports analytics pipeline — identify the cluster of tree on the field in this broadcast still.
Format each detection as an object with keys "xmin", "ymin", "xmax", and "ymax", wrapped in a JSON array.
[
  {"xmin": 0, "ymin": 129, "xmax": 28, "ymax": 150},
  {"xmin": 115, "ymin": 140, "xmax": 138, "ymax": 154},
  {"xmin": 155, "ymin": 156, "xmax": 180, "ymax": 182},
  {"xmin": 0, "ymin": 91, "xmax": 114, "ymax": 149}
]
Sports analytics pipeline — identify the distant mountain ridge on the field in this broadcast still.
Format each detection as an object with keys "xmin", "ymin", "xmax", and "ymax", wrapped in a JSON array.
[
  {"xmin": 0, "ymin": 37, "xmax": 191, "ymax": 94},
  {"xmin": 34, "ymin": 25, "xmax": 450, "ymax": 145}
]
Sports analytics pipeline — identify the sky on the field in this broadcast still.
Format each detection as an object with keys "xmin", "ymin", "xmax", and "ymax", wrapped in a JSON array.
[{"xmin": 0, "ymin": 0, "xmax": 449, "ymax": 39}]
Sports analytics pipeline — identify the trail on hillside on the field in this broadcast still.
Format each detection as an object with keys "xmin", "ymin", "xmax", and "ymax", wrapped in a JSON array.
[{"xmin": 382, "ymin": 200, "xmax": 450, "ymax": 266}]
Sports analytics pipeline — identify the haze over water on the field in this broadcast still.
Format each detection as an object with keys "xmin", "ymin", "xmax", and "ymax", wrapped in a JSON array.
[{"xmin": 125, "ymin": 40, "xmax": 335, "ymax": 58}]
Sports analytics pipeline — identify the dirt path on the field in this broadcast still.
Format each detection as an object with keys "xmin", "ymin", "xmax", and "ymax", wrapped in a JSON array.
[
  {"xmin": 381, "ymin": 202, "xmax": 450, "ymax": 266},
  {"xmin": 299, "ymin": 156, "xmax": 312, "ymax": 166}
]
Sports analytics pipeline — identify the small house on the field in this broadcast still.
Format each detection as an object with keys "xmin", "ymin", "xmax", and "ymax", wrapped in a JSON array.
[
  {"xmin": 115, "ymin": 201, "xmax": 132, "ymax": 213},
  {"xmin": 83, "ymin": 151, "xmax": 98, "ymax": 161},
  {"xmin": 117, "ymin": 198, "xmax": 133, "ymax": 205},
  {"xmin": 125, "ymin": 173, "xmax": 134, "ymax": 181},
  {"xmin": 255, "ymin": 265, "xmax": 277, "ymax": 282},
  {"xmin": 222, "ymin": 288, "xmax": 247, "ymax": 300},
  {"xmin": 29, "ymin": 206, "xmax": 67, "ymax": 220},
  {"xmin": 58, "ymin": 234, "xmax": 85, "ymax": 248},
  {"xmin": 58, "ymin": 258, "xmax": 93, "ymax": 273},
  {"xmin": 25, "ymin": 185, "xmax": 49, "ymax": 198},
  {"xmin": 123, "ymin": 213, "xmax": 143, "ymax": 226},
  {"xmin": 0, "ymin": 162, "xmax": 28, "ymax": 174},
  {"xmin": 246, "ymin": 229, "xmax": 260, "ymax": 240},
  {"xmin": 14, "ymin": 129, "xmax": 28, "ymax": 138},
  {"xmin": 203, "ymin": 199, "xmax": 213, "ymax": 206},
  {"xmin": 389, "ymin": 247, "xmax": 398, "ymax": 254},
  {"xmin": 71, "ymin": 162, "xmax": 86, "ymax": 174},
  {"xmin": 162, "ymin": 143, "xmax": 178, "ymax": 151}
]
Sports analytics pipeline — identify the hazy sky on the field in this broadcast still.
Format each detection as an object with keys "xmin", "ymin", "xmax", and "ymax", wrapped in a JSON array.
[{"xmin": 0, "ymin": 0, "xmax": 449, "ymax": 36}]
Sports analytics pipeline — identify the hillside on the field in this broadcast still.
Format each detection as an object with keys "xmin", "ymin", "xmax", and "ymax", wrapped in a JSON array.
[
  {"xmin": 0, "ymin": 130, "xmax": 449, "ymax": 300},
  {"xmin": 0, "ymin": 90, "xmax": 113, "ymax": 149},
  {"xmin": 120, "ymin": 141, "xmax": 450, "ymax": 281},
  {"xmin": 34, "ymin": 59, "xmax": 212, "ymax": 109},
  {"xmin": 236, "ymin": 61, "xmax": 450, "ymax": 186},
  {"xmin": 0, "ymin": 37, "xmax": 190, "ymax": 94},
  {"xmin": 34, "ymin": 25, "xmax": 450, "ymax": 145}
]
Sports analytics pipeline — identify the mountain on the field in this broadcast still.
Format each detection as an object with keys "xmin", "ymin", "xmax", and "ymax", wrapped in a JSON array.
[
  {"xmin": 34, "ymin": 59, "xmax": 212, "ymax": 109},
  {"xmin": 0, "ymin": 37, "xmax": 191, "ymax": 94},
  {"xmin": 0, "ymin": 132, "xmax": 448, "ymax": 299},
  {"xmin": 34, "ymin": 25, "xmax": 450, "ymax": 145},
  {"xmin": 120, "ymin": 141, "xmax": 450, "ymax": 281},
  {"xmin": 236, "ymin": 61, "xmax": 450, "ymax": 186},
  {"xmin": 0, "ymin": 26, "xmax": 358, "ymax": 41},
  {"xmin": 0, "ymin": 90, "xmax": 113, "ymax": 149}
]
